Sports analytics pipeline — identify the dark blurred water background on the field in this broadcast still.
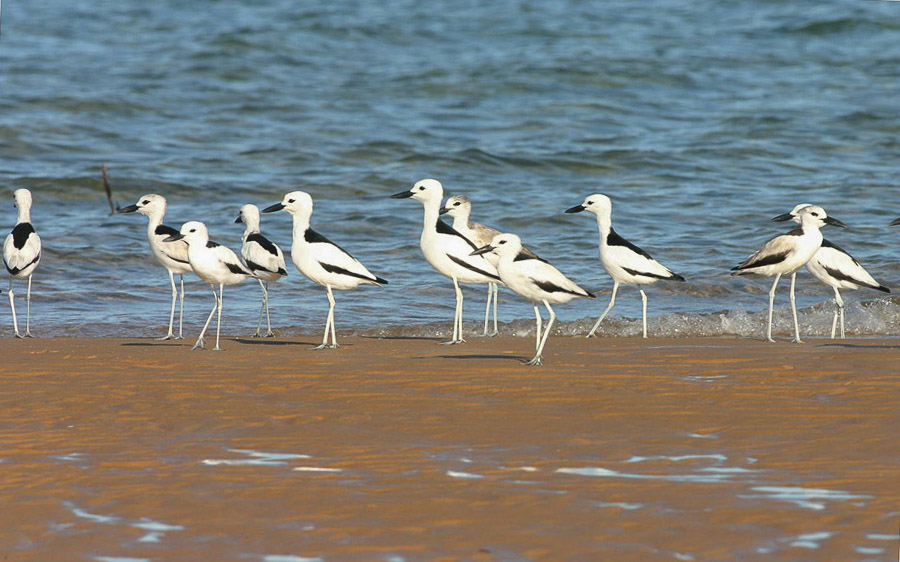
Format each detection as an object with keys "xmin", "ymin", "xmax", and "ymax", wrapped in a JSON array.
[{"xmin": 1, "ymin": 0, "xmax": 899, "ymax": 338}]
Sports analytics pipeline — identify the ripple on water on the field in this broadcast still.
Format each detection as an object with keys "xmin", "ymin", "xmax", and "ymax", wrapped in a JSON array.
[
  {"xmin": 741, "ymin": 486, "xmax": 871, "ymax": 511},
  {"xmin": 201, "ymin": 449, "xmax": 312, "ymax": 466}
]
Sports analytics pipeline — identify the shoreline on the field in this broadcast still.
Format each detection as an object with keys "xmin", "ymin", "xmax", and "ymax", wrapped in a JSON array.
[{"xmin": 1, "ymin": 336, "xmax": 898, "ymax": 559}]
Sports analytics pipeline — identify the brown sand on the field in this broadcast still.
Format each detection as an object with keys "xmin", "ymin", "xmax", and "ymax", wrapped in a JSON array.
[{"xmin": 0, "ymin": 335, "xmax": 898, "ymax": 560}]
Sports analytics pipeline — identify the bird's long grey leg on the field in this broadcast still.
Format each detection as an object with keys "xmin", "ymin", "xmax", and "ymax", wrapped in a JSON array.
[
  {"xmin": 25, "ymin": 274, "xmax": 34, "ymax": 337},
  {"xmin": 789, "ymin": 272, "xmax": 803, "ymax": 344},
  {"xmin": 639, "ymin": 287, "xmax": 648, "ymax": 339},
  {"xmin": 444, "ymin": 277, "xmax": 465, "ymax": 345},
  {"xmin": 9, "ymin": 277, "xmax": 20, "ymax": 338},
  {"xmin": 264, "ymin": 281, "xmax": 274, "ymax": 337},
  {"xmin": 482, "ymin": 282, "xmax": 492, "ymax": 337},
  {"xmin": 177, "ymin": 274, "xmax": 185, "ymax": 339},
  {"xmin": 213, "ymin": 284, "xmax": 224, "ymax": 351},
  {"xmin": 254, "ymin": 278, "xmax": 266, "ymax": 337},
  {"xmin": 193, "ymin": 284, "xmax": 218, "ymax": 350},
  {"xmin": 492, "ymin": 282, "xmax": 499, "ymax": 336},
  {"xmin": 533, "ymin": 304, "xmax": 542, "ymax": 351},
  {"xmin": 833, "ymin": 287, "xmax": 845, "ymax": 339},
  {"xmin": 528, "ymin": 300, "xmax": 555, "ymax": 366},
  {"xmin": 588, "ymin": 281, "xmax": 618, "ymax": 338},
  {"xmin": 766, "ymin": 273, "xmax": 782, "ymax": 343},
  {"xmin": 159, "ymin": 270, "xmax": 177, "ymax": 340}
]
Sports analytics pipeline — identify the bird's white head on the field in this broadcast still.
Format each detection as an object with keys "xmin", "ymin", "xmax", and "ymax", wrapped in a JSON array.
[
  {"xmin": 391, "ymin": 178, "xmax": 444, "ymax": 205},
  {"xmin": 771, "ymin": 204, "xmax": 846, "ymax": 229},
  {"xmin": 565, "ymin": 193, "xmax": 612, "ymax": 218},
  {"xmin": 13, "ymin": 188, "xmax": 33, "ymax": 210},
  {"xmin": 171, "ymin": 220, "xmax": 209, "ymax": 246},
  {"xmin": 119, "ymin": 193, "xmax": 167, "ymax": 218},
  {"xmin": 472, "ymin": 232, "xmax": 523, "ymax": 259},
  {"xmin": 440, "ymin": 194, "xmax": 472, "ymax": 219},
  {"xmin": 235, "ymin": 203, "xmax": 261, "ymax": 230},
  {"xmin": 262, "ymin": 191, "xmax": 313, "ymax": 218}
]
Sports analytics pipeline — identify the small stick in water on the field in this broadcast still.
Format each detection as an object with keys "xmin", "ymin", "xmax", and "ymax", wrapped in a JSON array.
[{"xmin": 101, "ymin": 164, "xmax": 119, "ymax": 215}]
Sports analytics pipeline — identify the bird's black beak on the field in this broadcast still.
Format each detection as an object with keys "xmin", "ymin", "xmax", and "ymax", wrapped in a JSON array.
[
  {"xmin": 164, "ymin": 233, "xmax": 185, "ymax": 242},
  {"xmin": 891, "ymin": 218, "xmax": 900, "ymax": 226},
  {"xmin": 262, "ymin": 203, "xmax": 284, "ymax": 213},
  {"xmin": 565, "ymin": 204, "xmax": 585, "ymax": 214},
  {"xmin": 439, "ymin": 206, "xmax": 450, "ymax": 215},
  {"xmin": 770, "ymin": 212, "xmax": 793, "ymax": 222},
  {"xmin": 234, "ymin": 215, "xmax": 243, "ymax": 224},
  {"xmin": 118, "ymin": 204, "xmax": 139, "ymax": 213},
  {"xmin": 470, "ymin": 244, "xmax": 494, "ymax": 256},
  {"xmin": 824, "ymin": 216, "xmax": 847, "ymax": 228},
  {"xmin": 391, "ymin": 190, "xmax": 414, "ymax": 199}
]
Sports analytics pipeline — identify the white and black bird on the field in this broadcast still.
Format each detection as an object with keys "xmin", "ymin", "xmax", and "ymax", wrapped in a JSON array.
[
  {"xmin": 776, "ymin": 204, "xmax": 889, "ymax": 339},
  {"xmin": 440, "ymin": 195, "xmax": 536, "ymax": 337},
  {"xmin": 472, "ymin": 233, "xmax": 594, "ymax": 365},
  {"xmin": 263, "ymin": 191, "xmax": 386, "ymax": 349},
  {"xmin": 391, "ymin": 179, "xmax": 500, "ymax": 344},
  {"xmin": 120, "ymin": 194, "xmax": 193, "ymax": 340},
  {"xmin": 165, "ymin": 221, "xmax": 253, "ymax": 351},
  {"xmin": 3, "ymin": 189, "xmax": 42, "ymax": 338},
  {"xmin": 235, "ymin": 204, "xmax": 287, "ymax": 337},
  {"xmin": 731, "ymin": 205, "xmax": 846, "ymax": 343},
  {"xmin": 566, "ymin": 194, "xmax": 684, "ymax": 339}
]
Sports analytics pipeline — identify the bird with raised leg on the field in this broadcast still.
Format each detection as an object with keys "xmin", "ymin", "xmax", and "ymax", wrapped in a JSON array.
[
  {"xmin": 391, "ymin": 179, "xmax": 500, "ymax": 345},
  {"xmin": 263, "ymin": 191, "xmax": 386, "ymax": 350},
  {"xmin": 3, "ymin": 189, "xmax": 42, "ymax": 338},
  {"xmin": 165, "ymin": 221, "xmax": 253, "ymax": 351},
  {"xmin": 776, "ymin": 204, "xmax": 889, "ymax": 339},
  {"xmin": 119, "ymin": 194, "xmax": 193, "ymax": 340},
  {"xmin": 732, "ymin": 205, "xmax": 846, "ymax": 343},
  {"xmin": 565, "ymin": 193, "xmax": 684, "ymax": 339},
  {"xmin": 236, "ymin": 204, "xmax": 287, "ymax": 337},
  {"xmin": 472, "ymin": 233, "xmax": 594, "ymax": 365}
]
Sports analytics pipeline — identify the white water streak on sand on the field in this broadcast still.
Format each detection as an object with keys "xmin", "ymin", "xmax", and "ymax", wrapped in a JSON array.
[{"xmin": 447, "ymin": 470, "xmax": 485, "ymax": 480}]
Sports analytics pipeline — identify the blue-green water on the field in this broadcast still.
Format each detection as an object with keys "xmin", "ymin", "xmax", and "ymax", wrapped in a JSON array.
[{"xmin": 1, "ymin": 0, "xmax": 899, "ymax": 338}]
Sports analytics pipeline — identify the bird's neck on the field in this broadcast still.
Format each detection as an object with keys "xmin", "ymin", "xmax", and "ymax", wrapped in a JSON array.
[
  {"xmin": 594, "ymin": 213, "xmax": 612, "ymax": 242},
  {"xmin": 146, "ymin": 210, "xmax": 164, "ymax": 233},
  {"xmin": 16, "ymin": 207, "xmax": 31, "ymax": 224},
  {"xmin": 450, "ymin": 214, "xmax": 468, "ymax": 232},
  {"xmin": 291, "ymin": 212, "xmax": 311, "ymax": 238},
  {"xmin": 423, "ymin": 200, "xmax": 441, "ymax": 234},
  {"xmin": 243, "ymin": 225, "xmax": 260, "ymax": 240}
]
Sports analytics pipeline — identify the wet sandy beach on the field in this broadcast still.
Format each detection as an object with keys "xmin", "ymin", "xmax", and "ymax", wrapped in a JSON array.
[{"xmin": 0, "ymin": 335, "xmax": 898, "ymax": 560}]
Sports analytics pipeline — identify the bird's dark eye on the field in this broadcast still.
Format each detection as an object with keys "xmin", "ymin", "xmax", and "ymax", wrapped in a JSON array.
[
  {"xmin": 499, "ymin": 240, "xmax": 507, "ymax": 245},
  {"xmin": 190, "ymin": 229, "xmax": 196, "ymax": 233},
  {"xmin": 142, "ymin": 200, "xmax": 150, "ymax": 205},
  {"xmin": 454, "ymin": 201, "xmax": 460, "ymax": 206},
  {"xmin": 812, "ymin": 212, "xmax": 819, "ymax": 217},
  {"xmin": 418, "ymin": 186, "xmax": 425, "ymax": 191},
  {"xmin": 288, "ymin": 199, "xmax": 295, "ymax": 203},
  {"xmin": 587, "ymin": 201, "xmax": 593, "ymax": 205}
]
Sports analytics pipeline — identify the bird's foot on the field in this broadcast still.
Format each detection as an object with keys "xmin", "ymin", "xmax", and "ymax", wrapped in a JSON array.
[
  {"xmin": 525, "ymin": 355, "xmax": 543, "ymax": 366},
  {"xmin": 24, "ymin": 331, "xmax": 34, "ymax": 338},
  {"xmin": 488, "ymin": 331, "xmax": 500, "ymax": 338},
  {"xmin": 264, "ymin": 331, "xmax": 276, "ymax": 338},
  {"xmin": 191, "ymin": 338, "xmax": 205, "ymax": 350},
  {"xmin": 174, "ymin": 335, "xmax": 184, "ymax": 340},
  {"xmin": 14, "ymin": 332, "xmax": 24, "ymax": 339},
  {"xmin": 314, "ymin": 343, "xmax": 339, "ymax": 350},
  {"xmin": 441, "ymin": 338, "xmax": 466, "ymax": 345},
  {"xmin": 212, "ymin": 346, "xmax": 223, "ymax": 351},
  {"xmin": 766, "ymin": 336, "xmax": 776, "ymax": 343},
  {"xmin": 791, "ymin": 337, "xmax": 804, "ymax": 344},
  {"xmin": 585, "ymin": 332, "xmax": 597, "ymax": 339},
  {"xmin": 156, "ymin": 333, "xmax": 176, "ymax": 341},
  {"xmin": 251, "ymin": 332, "xmax": 263, "ymax": 338}
]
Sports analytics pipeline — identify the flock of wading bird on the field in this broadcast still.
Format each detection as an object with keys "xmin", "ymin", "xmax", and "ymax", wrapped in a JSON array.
[{"xmin": 3, "ymin": 180, "xmax": 897, "ymax": 365}]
